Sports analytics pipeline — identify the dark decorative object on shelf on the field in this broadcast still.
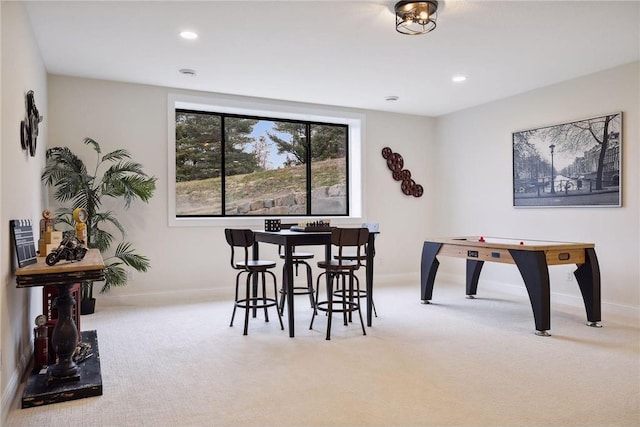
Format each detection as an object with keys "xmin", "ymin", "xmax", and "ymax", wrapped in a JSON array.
[
  {"xmin": 45, "ymin": 236, "xmax": 88, "ymax": 266},
  {"xmin": 381, "ymin": 147, "xmax": 424, "ymax": 197},
  {"xmin": 20, "ymin": 90, "xmax": 43, "ymax": 157},
  {"xmin": 21, "ymin": 330, "xmax": 103, "ymax": 408}
]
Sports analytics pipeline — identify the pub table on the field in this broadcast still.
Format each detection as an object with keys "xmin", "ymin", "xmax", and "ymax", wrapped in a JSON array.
[{"xmin": 253, "ymin": 229, "xmax": 378, "ymax": 337}]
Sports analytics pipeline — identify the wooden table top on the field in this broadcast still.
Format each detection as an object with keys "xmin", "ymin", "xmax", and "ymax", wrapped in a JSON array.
[
  {"xmin": 16, "ymin": 249, "xmax": 105, "ymax": 287},
  {"xmin": 425, "ymin": 236, "xmax": 595, "ymax": 251}
]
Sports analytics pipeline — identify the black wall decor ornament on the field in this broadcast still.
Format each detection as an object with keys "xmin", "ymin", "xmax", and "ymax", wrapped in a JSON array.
[
  {"xmin": 20, "ymin": 90, "xmax": 43, "ymax": 157},
  {"xmin": 381, "ymin": 147, "xmax": 424, "ymax": 197}
]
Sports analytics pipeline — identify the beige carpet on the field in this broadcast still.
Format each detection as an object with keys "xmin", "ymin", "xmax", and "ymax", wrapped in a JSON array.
[{"xmin": 6, "ymin": 282, "xmax": 640, "ymax": 427}]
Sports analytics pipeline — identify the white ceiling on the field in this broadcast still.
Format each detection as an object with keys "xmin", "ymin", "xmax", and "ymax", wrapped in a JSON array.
[{"xmin": 24, "ymin": 0, "xmax": 640, "ymax": 117}]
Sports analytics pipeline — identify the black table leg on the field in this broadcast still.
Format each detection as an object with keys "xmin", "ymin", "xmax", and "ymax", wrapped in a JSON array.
[
  {"xmin": 251, "ymin": 244, "xmax": 259, "ymax": 318},
  {"xmin": 509, "ymin": 250, "xmax": 551, "ymax": 336},
  {"xmin": 284, "ymin": 243, "xmax": 296, "ymax": 337},
  {"xmin": 574, "ymin": 248, "xmax": 602, "ymax": 327},
  {"xmin": 466, "ymin": 259, "xmax": 484, "ymax": 298},
  {"xmin": 365, "ymin": 234, "xmax": 375, "ymax": 326},
  {"xmin": 421, "ymin": 242, "xmax": 442, "ymax": 303},
  {"xmin": 48, "ymin": 283, "xmax": 80, "ymax": 383}
]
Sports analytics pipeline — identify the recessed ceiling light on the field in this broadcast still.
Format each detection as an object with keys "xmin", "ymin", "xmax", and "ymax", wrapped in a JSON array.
[
  {"xmin": 179, "ymin": 68, "xmax": 197, "ymax": 76},
  {"xmin": 385, "ymin": 95, "xmax": 399, "ymax": 101},
  {"xmin": 452, "ymin": 75, "xmax": 467, "ymax": 83},
  {"xmin": 180, "ymin": 31, "xmax": 198, "ymax": 40}
]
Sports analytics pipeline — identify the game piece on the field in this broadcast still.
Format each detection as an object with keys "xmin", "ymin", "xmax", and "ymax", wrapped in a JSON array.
[
  {"xmin": 520, "ymin": 241, "xmax": 524, "ymax": 245},
  {"xmin": 478, "ymin": 236, "xmax": 485, "ymax": 242}
]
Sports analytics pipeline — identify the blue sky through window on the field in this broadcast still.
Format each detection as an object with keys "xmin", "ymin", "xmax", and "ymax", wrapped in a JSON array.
[{"xmin": 248, "ymin": 120, "xmax": 293, "ymax": 170}]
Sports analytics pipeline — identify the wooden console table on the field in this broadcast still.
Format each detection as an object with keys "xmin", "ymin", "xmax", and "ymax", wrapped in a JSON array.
[
  {"xmin": 421, "ymin": 236, "xmax": 601, "ymax": 336},
  {"xmin": 16, "ymin": 248, "xmax": 105, "ymax": 407}
]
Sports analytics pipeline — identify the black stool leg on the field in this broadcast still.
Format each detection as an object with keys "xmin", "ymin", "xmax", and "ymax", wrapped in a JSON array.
[
  {"xmin": 243, "ymin": 273, "xmax": 252, "ymax": 335},
  {"xmin": 310, "ymin": 272, "xmax": 325, "ymax": 330},
  {"xmin": 261, "ymin": 271, "xmax": 270, "ymax": 322},
  {"xmin": 355, "ymin": 273, "xmax": 366, "ymax": 336},
  {"xmin": 342, "ymin": 274, "xmax": 349, "ymax": 325},
  {"xmin": 304, "ymin": 261, "xmax": 315, "ymax": 308},
  {"xmin": 267, "ymin": 270, "xmax": 284, "ymax": 330},
  {"xmin": 326, "ymin": 274, "xmax": 333, "ymax": 340},
  {"xmin": 279, "ymin": 265, "xmax": 287, "ymax": 315},
  {"xmin": 230, "ymin": 273, "xmax": 242, "ymax": 327}
]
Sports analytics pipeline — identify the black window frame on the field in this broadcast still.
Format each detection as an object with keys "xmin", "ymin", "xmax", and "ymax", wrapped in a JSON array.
[{"xmin": 175, "ymin": 108, "xmax": 350, "ymax": 218}]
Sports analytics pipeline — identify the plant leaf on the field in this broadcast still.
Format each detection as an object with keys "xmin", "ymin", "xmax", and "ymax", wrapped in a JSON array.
[
  {"xmin": 109, "ymin": 241, "xmax": 151, "ymax": 272},
  {"xmin": 101, "ymin": 149, "xmax": 131, "ymax": 163},
  {"xmin": 83, "ymin": 137, "xmax": 102, "ymax": 154}
]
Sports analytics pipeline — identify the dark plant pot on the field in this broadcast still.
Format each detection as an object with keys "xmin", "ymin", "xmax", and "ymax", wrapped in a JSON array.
[{"xmin": 81, "ymin": 298, "xmax": 96, "ymax": 315}]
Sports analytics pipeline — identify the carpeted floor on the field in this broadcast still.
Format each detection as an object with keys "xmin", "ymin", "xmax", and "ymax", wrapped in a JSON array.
[{"xmin": 6, "ymin": 282, "xmax": 640, "ymax": 427}]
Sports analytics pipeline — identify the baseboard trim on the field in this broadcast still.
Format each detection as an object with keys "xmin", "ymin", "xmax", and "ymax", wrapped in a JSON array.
[
  {"xmin": 95, "ymin": 272, "xmax": 638, "ymax": 321},
  {"xmin": 2, "ymin": 343, "xmax": 31, "ymax": 423},
  {"xmin": 97, "ymin": 273, "xmax": 420, "ymax": 308},
  {"xmin": 98, "ymin": 287, "xmax": 233, "ymax": 308}
]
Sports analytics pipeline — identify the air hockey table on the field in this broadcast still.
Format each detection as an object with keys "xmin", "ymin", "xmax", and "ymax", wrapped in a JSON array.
[{"xmin": 420, "ymin": 236, "xmax": 601, "ymax": 336}]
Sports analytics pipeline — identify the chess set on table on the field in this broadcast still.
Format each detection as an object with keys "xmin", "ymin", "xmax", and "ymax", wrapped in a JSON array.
[
  {"xmin": 289, "ymin": 220, "xmax": 333, "ymax": 232},
  {"xmin": 264, "ymin": 219, "xmax": 334, "ymax": 232}
]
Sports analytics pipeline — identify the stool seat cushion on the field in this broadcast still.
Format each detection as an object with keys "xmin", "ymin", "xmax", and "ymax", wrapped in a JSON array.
[
  {"xmin": 235, "ymin": 260, "xmax": 277, "ymax": 270},
  {"xmin": 280, "ymin": 251, "xmax": 314, "ymax": 260},
  {"xmin": 317, "ymin": 259, "xmax": 359, "ymax": 270},
  {"xmin": 334, "ymin": 254, "xmax": 366, "ymax": 261}
]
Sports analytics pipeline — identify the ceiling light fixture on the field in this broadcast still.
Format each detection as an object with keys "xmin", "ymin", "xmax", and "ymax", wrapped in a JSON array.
[
  {"xmin": 179, "ymin": 31, "xmax": 198, "ymax": 40},
  {"xmin": 452, "ymin": 75, "xmax": 467, "ymax": 83},
  {"xmin": 395, "ymin": 1, "xmax": 438, "ymax": 35}
]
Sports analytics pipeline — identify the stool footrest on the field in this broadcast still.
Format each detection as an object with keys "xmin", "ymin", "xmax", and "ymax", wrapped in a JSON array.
[
  {"xmin": 334, "ymin": 289, "xmax": 367, "ymax": 297},
  {"xmin": 315, "ymin": 300, "xmax": 359, "ymax": 314},
  {"xmin": 280, "ymin": 287, "xmax": 314, "ymax": 295},
  {"xmin": 235, "ymin": 297, "xmax": 279, "ymax": 310}
]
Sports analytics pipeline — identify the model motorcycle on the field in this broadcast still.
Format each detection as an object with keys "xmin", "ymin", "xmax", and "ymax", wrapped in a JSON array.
[{"xmin": 45, "ymin": 236, "xmax": 88, "ymax": 266}]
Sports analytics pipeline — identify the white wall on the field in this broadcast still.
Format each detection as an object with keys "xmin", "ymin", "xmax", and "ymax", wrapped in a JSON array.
[
  {"xmin": 47, "ymin": 76, "xmax": 436, "ymax": 304},
  {"xmin": 0, "ymin": 1, "xmax": 48, "ymax": 420},
  {"xmin": 434, "ymin": 62, "xmax": 640, "ymax": 316}
]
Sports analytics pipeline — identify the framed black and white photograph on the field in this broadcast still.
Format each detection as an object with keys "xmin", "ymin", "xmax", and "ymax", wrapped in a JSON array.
[{"xmin": 513, "ymin": 112, "xmax": 622, "ymax": 208}]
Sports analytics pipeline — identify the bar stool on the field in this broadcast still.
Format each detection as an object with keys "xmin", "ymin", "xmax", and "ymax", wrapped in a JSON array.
[
  {"xmin": 225, "ymin": 229, "xmax": 284, "ymax": 335},
  {"xmin": 333, "ymin": 244, "xmax": 377, "ymax": 318},
  {"xmin": 310, "ymin": 227, "xmax": 369, "ymax": 340}
]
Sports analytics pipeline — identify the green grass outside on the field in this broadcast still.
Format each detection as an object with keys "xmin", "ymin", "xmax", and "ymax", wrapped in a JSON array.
[{"xmin": 176, "ymin": 158, "xmax": 345, "ymax": 214}]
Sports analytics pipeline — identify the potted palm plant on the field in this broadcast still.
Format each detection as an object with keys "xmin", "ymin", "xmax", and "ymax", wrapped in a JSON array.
[{"xmin": 41, "ymin": 137, "xmax": 157, "ymax": 314}]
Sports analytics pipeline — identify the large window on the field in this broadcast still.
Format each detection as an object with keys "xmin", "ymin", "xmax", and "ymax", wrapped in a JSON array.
[{"xmin": 169, "ymin": 94, "xmax": 363, "ymax": 224}]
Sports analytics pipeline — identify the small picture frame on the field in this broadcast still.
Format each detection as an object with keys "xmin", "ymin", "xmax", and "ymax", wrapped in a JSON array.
[{"xmin": 10, "ymin": 219, "xmax": 37, "ymax": 268}]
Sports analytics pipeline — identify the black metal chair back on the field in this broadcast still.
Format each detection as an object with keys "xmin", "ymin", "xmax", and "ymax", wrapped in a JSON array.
[
  {"xmin": 225, "ymin": 228, "xmax": 253, "ymax": 271},
  {"xmin": 331, "ymin": 227, "xmax": 369, "ymax": 270}
]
